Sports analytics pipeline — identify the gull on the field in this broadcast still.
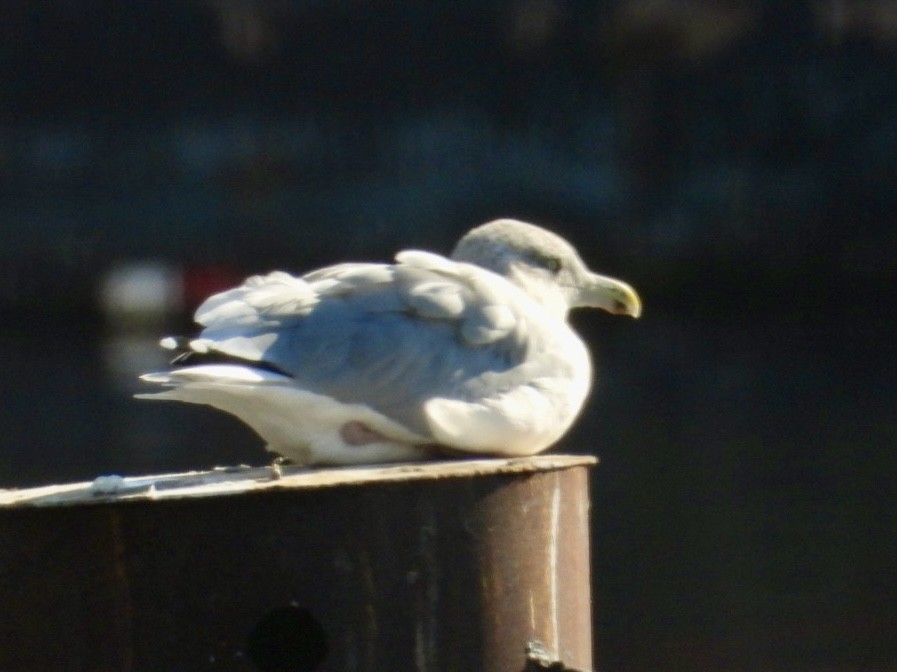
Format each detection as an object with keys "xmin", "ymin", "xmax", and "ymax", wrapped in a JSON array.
[{"xmin": 137, "ymin": 219, "xmax": 641, "ymax": 465}]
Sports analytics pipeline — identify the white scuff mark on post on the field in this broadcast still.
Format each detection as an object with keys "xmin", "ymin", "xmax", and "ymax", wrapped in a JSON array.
[
  {"xmin": 529, "ymin": 591, "xmax": 537, "ymax": 633},
  {"xmin": 548, "ymin": 474, "xmax": 561, "ymax": 656}
]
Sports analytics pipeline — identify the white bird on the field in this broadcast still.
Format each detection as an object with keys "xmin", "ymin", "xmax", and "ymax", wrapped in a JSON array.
[{"xmin": 137, "ymin": 219, "xmax": 641, "ymax": 465}]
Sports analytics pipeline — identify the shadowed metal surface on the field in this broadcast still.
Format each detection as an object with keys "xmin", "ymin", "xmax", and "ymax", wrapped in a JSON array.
[{"xmin": 0, "ymin": 455, "xmax": 595, "ymax": 672}]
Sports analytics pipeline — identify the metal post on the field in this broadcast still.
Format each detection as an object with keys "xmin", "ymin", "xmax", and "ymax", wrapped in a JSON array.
[{"xmin": 0, "ymin": 455, "xmax": 595, "ymax": 672}]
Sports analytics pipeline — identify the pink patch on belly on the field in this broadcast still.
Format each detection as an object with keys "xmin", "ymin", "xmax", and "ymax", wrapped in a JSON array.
[{"xmin": 339, "ymin": 421, "xmax": 388, "ymax": 446}]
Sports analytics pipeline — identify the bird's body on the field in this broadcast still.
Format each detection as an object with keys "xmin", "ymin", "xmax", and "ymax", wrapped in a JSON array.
[{"xmin": 138, "ymin": 219, "xmax": 641, "ymax": 465}]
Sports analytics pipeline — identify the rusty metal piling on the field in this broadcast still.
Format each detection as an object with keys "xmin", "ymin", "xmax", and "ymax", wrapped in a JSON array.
[{"xmin": 0, "ymin": 455, "xmax": 596, "ymax": 672}]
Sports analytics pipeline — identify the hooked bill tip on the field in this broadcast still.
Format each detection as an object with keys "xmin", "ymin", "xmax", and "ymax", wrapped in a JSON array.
[{"xmin": 620, "ymin": 294, "xmax": 642, "ymax": 319}]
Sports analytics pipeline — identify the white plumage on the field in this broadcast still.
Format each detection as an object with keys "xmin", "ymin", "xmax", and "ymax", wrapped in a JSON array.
[{"xmin": 137, "ymin": 218, "xmax": 641, "ymax": 465}]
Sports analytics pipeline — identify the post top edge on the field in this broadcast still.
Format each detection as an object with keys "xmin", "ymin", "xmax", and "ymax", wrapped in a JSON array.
[{"xmin": 0, "ymin": 454, "xmax": 598, "ymax": 509}]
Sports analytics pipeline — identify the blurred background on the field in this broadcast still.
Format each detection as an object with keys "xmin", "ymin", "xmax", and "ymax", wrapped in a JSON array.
[{"xmin": 1, "ymin": 1, "xmax": 896, "ymax": 670}]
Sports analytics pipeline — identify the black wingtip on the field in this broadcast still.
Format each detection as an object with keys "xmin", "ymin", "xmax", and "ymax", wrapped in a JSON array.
[{"xmin": 168, "ymin": 348, "xmax": 293, "ymax": 377}]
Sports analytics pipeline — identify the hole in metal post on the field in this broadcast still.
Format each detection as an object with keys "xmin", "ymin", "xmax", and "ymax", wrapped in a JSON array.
[{"xmin": 246, "ymin": 605, "xmax": 328, "ymax": 672}]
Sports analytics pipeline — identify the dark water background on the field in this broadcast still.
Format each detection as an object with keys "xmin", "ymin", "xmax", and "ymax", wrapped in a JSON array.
[{"xmin": 2, "ymin": 2, "xmax": 897, "ymax": 670}]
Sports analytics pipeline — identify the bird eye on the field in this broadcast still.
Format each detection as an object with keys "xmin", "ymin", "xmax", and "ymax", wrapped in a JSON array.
[{"xmin": 540, "ymin": 255, "xmax": 562, "ymax": 274}]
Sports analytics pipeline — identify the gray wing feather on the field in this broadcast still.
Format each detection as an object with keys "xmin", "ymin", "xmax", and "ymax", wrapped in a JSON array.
[{"xmin": 183, "ymin": 251, "xmax": 536, "ymax": 436}]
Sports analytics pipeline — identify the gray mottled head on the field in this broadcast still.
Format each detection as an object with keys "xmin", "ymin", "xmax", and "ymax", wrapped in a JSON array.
[{"xmin": 451, "ymin": 218, "xmax": 642, "ymax": 320}]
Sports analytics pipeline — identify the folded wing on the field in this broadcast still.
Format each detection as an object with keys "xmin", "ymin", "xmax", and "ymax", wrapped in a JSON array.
[{"xmin": 166, "ymin": 251, "xmax": 559, "ymax": 442}]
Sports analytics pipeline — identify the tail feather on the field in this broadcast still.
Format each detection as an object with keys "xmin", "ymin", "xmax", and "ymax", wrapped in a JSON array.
[{"xmin": 137, "ymin": 364, "xmax": 292, "ymax": 390}]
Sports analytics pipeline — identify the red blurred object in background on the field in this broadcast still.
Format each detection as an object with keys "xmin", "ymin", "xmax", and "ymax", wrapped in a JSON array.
[{"xmin": 181, "ymin": 265, "xmax": 245, "ymax": 315}]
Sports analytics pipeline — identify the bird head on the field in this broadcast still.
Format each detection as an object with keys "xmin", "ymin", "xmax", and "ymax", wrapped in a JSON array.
[{"xmin": 451, "ymin": 218, "xmax": 642, "ymax": 321}]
